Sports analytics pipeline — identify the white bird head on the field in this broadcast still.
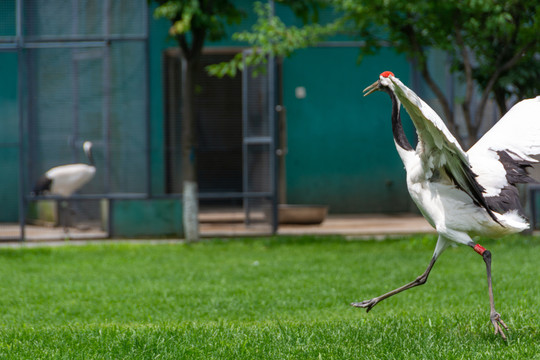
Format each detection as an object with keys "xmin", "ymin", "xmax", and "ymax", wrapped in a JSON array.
[
  {"xmin": 83, "ymin": 141, "xmax": 92, "ymax": 153},
  {"xmin": 363, "ymin": 71, "xmax": 396, "ymax": 96},
  {"xmin": 83, "ymin": 141, "xmax": 94, "ymax": 166}
]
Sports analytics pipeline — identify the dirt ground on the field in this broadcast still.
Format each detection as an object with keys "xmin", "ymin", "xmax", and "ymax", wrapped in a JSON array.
[{"xmin": 0, "ymin": 213, "xmax": 434, "ymax": 244}]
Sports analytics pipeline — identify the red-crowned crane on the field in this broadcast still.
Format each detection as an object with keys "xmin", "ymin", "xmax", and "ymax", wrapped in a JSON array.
[
  {"xmin": 33, "ymin": 141, "xmax": 96, "ymax": 196},
  {"xmin": 353, "ymin": 71, "xmax": 540, "ymax": 340},
  {"xmin": 32, "ymin": 141, "xmax": 96, "ymax": 232}
]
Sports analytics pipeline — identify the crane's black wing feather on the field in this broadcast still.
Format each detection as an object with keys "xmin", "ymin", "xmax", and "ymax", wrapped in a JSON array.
[{"xmin": 32, "ymin": 175, "xmax": 52, "ymax": 195}]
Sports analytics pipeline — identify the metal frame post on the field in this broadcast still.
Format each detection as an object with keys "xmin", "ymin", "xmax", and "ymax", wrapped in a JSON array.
[
  {"xmin": 102, "ymin": 0, "xmax": 112, "ymax": 196},
  {"xmin": 17, "ymin": 0, "xmax": 26, "ymax": 241},
  {"xmin": 268, "ymin": 54, "xmax": 278, "ymax": 234},
  {"xmin": 241, "ymin": 51, "xmax": 250, "ymax": 225},
  {"xmin": 144, "ymin": 3, "xmax": 152, "ymax": 198},
  {"xmin": 268, "ymin": 0, "xmax": 278, "ymax": 234}
]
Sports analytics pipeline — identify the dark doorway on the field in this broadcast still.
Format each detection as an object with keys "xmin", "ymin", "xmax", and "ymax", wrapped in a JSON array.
[{"xmin": 163, "ymin": 49, "xmax": 243, "ymax": 202}]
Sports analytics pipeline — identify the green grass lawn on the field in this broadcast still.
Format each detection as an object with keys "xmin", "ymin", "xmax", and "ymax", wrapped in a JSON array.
[{"xmin": 0, "ymin": 234, "xmax": 539, "ymax": 359}]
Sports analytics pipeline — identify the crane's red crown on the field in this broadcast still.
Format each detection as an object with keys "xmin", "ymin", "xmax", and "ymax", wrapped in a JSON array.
[{"xmin": 380, "ymin": 71, "xmax": 394, "ymax": 78}]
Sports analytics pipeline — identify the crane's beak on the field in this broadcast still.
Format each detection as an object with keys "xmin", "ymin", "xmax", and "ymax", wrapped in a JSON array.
[{"xmin": 363, "ymin": 80, "xmax": 380, "ymax": 97}]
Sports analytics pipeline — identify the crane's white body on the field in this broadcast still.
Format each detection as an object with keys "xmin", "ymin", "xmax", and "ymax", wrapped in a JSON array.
[
  {"xmin": 383, "ymin": 74, "xmax": 540, "ymax": 254},
  {"xmin": 45, "ymin": 164, "xmax": 96, "ymax": 197},
  {"xmin": 34, "ymin": 141, "xmax": 96, "ymax": 197},
  {"xmin": 32, "ymin": 141, "xmax": 97, "ymax": 233}
]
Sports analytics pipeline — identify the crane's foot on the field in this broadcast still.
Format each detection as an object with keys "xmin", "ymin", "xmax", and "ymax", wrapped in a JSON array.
[
  {"xmin": 491, "ymin": 311, "xmax": 509, "ymax": 340},
  {"xmin": 351, "ymin": 298, "xmax": 380, "ymax": 313}
]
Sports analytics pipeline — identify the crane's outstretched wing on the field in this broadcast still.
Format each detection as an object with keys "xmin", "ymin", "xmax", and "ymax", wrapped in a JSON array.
[
  {"xmin": 390, "ymin": 77, "xmax": 499, "ymax": 222},
  {"xmin": 468, "ymin": 96, "xmax": 540, "ymax": 215}
]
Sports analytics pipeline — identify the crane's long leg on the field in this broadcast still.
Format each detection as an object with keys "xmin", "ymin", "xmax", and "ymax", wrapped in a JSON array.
[
  {"xmin": 471, "ymin": 243, "xmax": 508, "ymax": 340},
  {"xmin": 59, "ymin": 200, "xmax": 72, "ymax": 239},
  {"xmin": 351, "ymin": 255, "xmax": 438, "ymax": 312},
  {"xmin": 61, "ymin": 200, "xmax": 69, "ymax": 234}
]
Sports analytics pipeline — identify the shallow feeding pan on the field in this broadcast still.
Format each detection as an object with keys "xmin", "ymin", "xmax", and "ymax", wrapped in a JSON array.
[{"xmin": 277, "ymin": 204, "xmax": 328, "ymax": 225}]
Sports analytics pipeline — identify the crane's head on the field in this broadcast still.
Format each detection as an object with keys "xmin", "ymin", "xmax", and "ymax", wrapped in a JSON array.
[
  {"xmin": 83, "ymin": 141, "xmax": 93, "ymax": 154},
  {"xmin": 363, "ymin": 71, "xmax": 395, "ymax": 96},
  {"xmin": 83, "ymin": 141, "xmax": 95, "ymax": 166}
]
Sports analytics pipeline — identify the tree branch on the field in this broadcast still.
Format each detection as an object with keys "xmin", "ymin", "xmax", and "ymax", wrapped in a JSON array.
[
  {"xmin": 190, "ymin": 26, "xmax": 207, "ymax": 61},
  {"xmin": 403, "ymin": 24, "xmax": 456, "ymax": 135},
  {"xmin": 493, "ymin": 88, "xmax": 508, "ymax": 115},
  {"xmin": 454, "ymin": 21, "xmax": 475, "ymax": 147},
  {"xmin": 474, "ymin": 40, "xmax": 535, "ymax": 137}
]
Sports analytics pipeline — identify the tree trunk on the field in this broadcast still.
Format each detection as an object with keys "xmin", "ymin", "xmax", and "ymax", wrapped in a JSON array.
[
  {"xmin": 403, "ymin": 25, "xmax": 457, "ymax": 138},
  {"xmin": 181, "ymin": 57, "xmax": 199, "ymax": 241},
  {"xmin": 494, "ymin": 88, "xmax": 508, "ymax": 116}
]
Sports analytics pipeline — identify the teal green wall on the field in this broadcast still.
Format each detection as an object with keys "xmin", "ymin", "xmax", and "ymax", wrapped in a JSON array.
[
  {"xmin": 0, "ymin": 2, "xmax": 18, "ymax": 221},
  {"xmin": 0, "ymin": 52, "xmax": 19, "ymax": 222},
  {"xmin": 282, "ymin": 47, "xmax": 415, "ymax": 212},
  {"xmin": 0, "ymin": 1, "xmax": 15, "ymax": 37},
  {"xmin": 111, "ymin": 199, "xmax": 182, "ymax": 237}
]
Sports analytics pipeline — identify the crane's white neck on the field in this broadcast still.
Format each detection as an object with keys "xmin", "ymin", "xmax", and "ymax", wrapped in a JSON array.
[{"xmin": 83, "ymin": 141, "xmax": 95, "ymax": 166}]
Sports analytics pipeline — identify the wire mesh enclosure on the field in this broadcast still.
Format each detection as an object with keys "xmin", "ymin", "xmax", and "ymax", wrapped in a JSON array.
[
  {"xmin": 26, "ymin": 44, "xmax": 149, "ymax": 194},
  {"xmin": 1, "ymin": 0, "xmax": 151, "ymax": 240},
  {"xmin": 0, "ymin": 0, "xmax": 279, "ymax": 241}
]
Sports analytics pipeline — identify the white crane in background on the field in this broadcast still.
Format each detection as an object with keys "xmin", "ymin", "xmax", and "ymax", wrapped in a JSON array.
[
  {"xmin": 353, "ymin": 71, "xmax": 540, "ymax": 340},
  {"xmin": 32, "ymin": 141, "xmax": 96, "ymax": 232}
]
